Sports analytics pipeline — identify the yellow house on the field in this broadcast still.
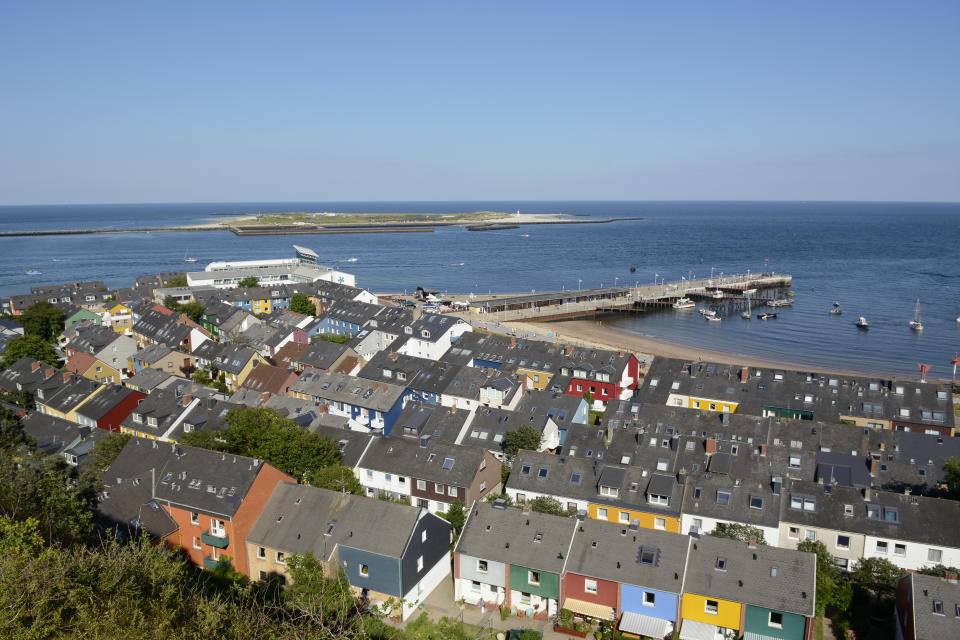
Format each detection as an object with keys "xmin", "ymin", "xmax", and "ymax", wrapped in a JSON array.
[
  {"xmin": 681, "ymin": 592, "xmax": 742, "ymax": 632},
  {"xmin": 516, "ymin": 365, "xmax": 554, "ymax": 390},
  {"xmin": 65, "ymin": 351, "xmax": 122, "ymax": 385},
  {"xmin": 107, "ymin": 302, "xmax": 134, "ymax": 334},
  {"xmin": 37, "ymin": 381, "xmax": 105, "ymax": 423},
  {"xmin": 670, "ymin": 393, "xmax": 739, "ymax": 413},
  {"xmin": 588, "ymin": 503, "xmax": 681, "ymax": 534},
  {"xmin": 211, "ymin": 346, "xmax": 267, "ymax": 391}
]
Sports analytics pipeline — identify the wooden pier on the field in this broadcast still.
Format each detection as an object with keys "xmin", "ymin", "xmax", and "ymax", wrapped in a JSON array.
[{"xmin": 459, "ymin": 273, "xmax": 792, "ymax": 322}]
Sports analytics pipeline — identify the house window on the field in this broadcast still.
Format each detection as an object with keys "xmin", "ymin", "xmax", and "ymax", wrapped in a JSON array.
[
  {"xmin": 275, "ymin": 552, "xmax": 285, "ymax": 565},
  {"xmin": 417, "ymin": 479, "xmax": 426, "ymax": 490},
  {"xmin": 876, "ymin": 541, "xmax": 888, "ymax": 554},
  {"xmin": 705, "ymin": 600, "xmax": 719, "ymax": 615},
  {"xmin": 768, "ymin": 612, "xmax": 783, "ymax": 629},
  {"xmin": 471, "ymin": 580, "xmax": 481, "ymax": 592},
  {"xmin": 643, "ymin": 592, "xmax": 655, "ymax": 606},
  {"xmin": 837, "ymin": 535, "xmax": 850, "ymax": 550},
  {"xmin": 716, "ymin": 490, "xmax": 730, "ymax": 506},
  {"xmin": 192, "ymin": 536, "xmax": 201, "ymax": 550},
  {"xmin": 257, "ymin": 547, "xmax": 265, "ymax": 559},
  {"xmin": 421, "ymin": 530, "xmax": 427, "ymax": 543},
  {"xmin": 359, "ymin": 563, "xmax": 369, "ymax": 577},
  {"xmin": 805, "ymin": 530, "xmax": 817, "ymax": 541},
  {"xmin": 584, "ymin": 579, "xmax": 598, "ymax": 594},
  {"xmin": 654, "ymin": 517, "xmax": 666, "ymax": 530},
  {"xmin": 619, "ymin": 511, "xmax": 630, "ymax": 524},
  {"xmin": 596, "ymin": 508, "xmax": 608, "ymax": 520},
  {"xmin": 844, "ymin": 504, "xmax": 854, "ymax": 516},
  {"xmin": 190, "ymin": 512, "xmax": 199, "ymax": 525},
  {"xmin": 211, "ymin": 519, "xmax": 226, "ymax": 537},
  {"xmin": 894, "ymin": 544, "xmax": 906, "ymax": 557},
  {"xmin": 715, "ymin": 557, "xmax": 727, "ymax": 571},
  {"xmin": 749, "ymin": 495, "xmax": 763, "ymax": 510},
  {"xmin": 435, "ymin": 483, "xmax": 443, "ymax": 494},
  {"xmin": 928, "ymin": 548, "xmax": 943, "ymax": 563},
  {"xmin": 520, "ymin": 592, "xmax": 531, "ymax": 605},
  {"xmin": 477, "ymin": 560, "xmax": 488, "ymax": 574},
  {"xmin": 528, "ymin": 571, "xmax": 540, "ymax": 586}
]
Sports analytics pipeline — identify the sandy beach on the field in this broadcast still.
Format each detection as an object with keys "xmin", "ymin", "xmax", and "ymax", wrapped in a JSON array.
[{"xmin": 507, "ymin": 318, "xmax": 920, "ymax": 380}]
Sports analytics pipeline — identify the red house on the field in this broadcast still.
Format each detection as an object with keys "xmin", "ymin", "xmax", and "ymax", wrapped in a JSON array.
[
  {"xmin": 97, "ymin": 438, "xmax": 296, "ymax": 576},
  {"xmin": 75, "ymin": 384, "xmax": 147, "ymax": 432},
  {"xmin": 561, "ymin": 347, "xmax": 641, "ymax": 407}
]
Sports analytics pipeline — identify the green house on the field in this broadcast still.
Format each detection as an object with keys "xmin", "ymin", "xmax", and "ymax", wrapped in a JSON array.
[
  {"xmin": 64, "ymin": 307, "xmax": 102, "ymax": 330},
  {"xmin": 763, "ymin": 405, "xmax": 814, "ymax": 421},
  {"xmin": 743, "ymin": 604, "xmax": 808, "ymax": 640},
  {"xmin": 508, "ymin": 564, "xmax": 560, "ymax": 614}
]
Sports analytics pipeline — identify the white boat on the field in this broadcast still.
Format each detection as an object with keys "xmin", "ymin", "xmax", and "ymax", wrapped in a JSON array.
[
  {"xmin": 757, "ymin": 312, "xmax": 777, "ymax": 320},
  {"xmin": 673, "ymin": 297, "xmax": 696, "ymax": 310},
  {"xmin": 768, "ymin": 298, "xmax": 793, "ymax": 308},
  {"xmin": 741, "ymin": 294, "xmax": 751, "ymax": 320},
  {"xmin": 346, "ymin": 257, "xmax": 358, "ymax": 262},
  {"xmin": 709, "ymin": 290, "xmax": 724, "ymax": 299},
  {"xmin": 706, "ymin": 314, "xmax": 722, "ymax": 322},
  {"xmin": 184, "ymin": 248, "xmax": 198, "ymax": 263},
  {"xmin": 25, "ymin": 269, "xmax": 41, "ymax": 275},
  {"xmin": 855, "ymin": 317, "xmax": 869, "ymax": 329},
  {"xmin": 909, "ymin": 298, "xmax": 923, "ymax": 331}
]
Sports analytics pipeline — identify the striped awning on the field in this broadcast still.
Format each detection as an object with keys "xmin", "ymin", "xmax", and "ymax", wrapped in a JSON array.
[
  {"xmin": 618, "ymin": 611, "xmax": 673, "ymax": 638},
  {"xmin": 744, "ymin": 633, "xmax": 781, "ymax": 640},
  {"xmin": 562, "ymin": 597, "xmax": 615, "ymax": 621},
  {"xmin": 678, "ymin": 619, "xmax": 719, "ymax": 640}
]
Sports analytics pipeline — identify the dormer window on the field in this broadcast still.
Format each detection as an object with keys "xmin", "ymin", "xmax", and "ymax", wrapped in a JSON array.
[
  {"xmin": 421, "ymin": 330, "xmax": 430, "ymax": 339},
  {"xmin": 404, "ymin": 327, "xmax": 413, "ymax": 335},
  {"xmin": 132, "ymin": 412, "xmax": 142, "ymax": 424},
  {"xmin": 599, "ymin": 485, "xmax": 619, "ymax": 498}
]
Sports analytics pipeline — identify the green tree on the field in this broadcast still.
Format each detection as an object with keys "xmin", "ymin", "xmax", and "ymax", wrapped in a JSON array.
[
  {"xmin": 851, "ymin": 557, "xmax": 901, "ymax": 595},
  {"xmin": 441, "ymin": 500, "xmax": 466, "ymax": 532},
  {"xmin": 309, "ymin": 465, "xmax": 363, "ymax": 495},
  {"xmin": 316, "ymin": 332, "xmax": 350, "ymax": 344},
  {"xmin": 20, "ymin": 301, "xmax": 64, "ymax": 341},
  {"xmin": 237, "ymin": 276, "xmax": 259, "ymax": 289},
  {"xmin": 167, "ymin": 275, "xmax": 188, "ymax": 287},
  {"xmin": 0, "ymin": 406, "xmax": 32, "ymax": 455},
  {"xmin": 1, "ymin": 334, "xmax": 62, "ymax": 369},
  {"xmin": 944, "ymin": 456, "xmax": 960, "ymax": 497},
  {"xmin": 87, "ymin": 433, "xmax": 132, "ymax": 471},
  {"xmin": 711, "ymin": 523, "xmax": 767, "ymax": 545},
  {"xmin": 286, "ymin": 554, "xmax": 359, "ymax": 630},
  {"xmin": 502, "ymin": 424, "xmax": 542, "ymax": 459},
  {"xmin": 0, "ymin": 455, "xmax": 96, "ymax": 546},
  {"xmin": 918, "ymin": 564, "xmax": 960, "ymax": 577},
  {"xmin": 179, "ymin": 301, "xmax": 206, "ymax": 324},
  {"xmin": 798, "ymin": 539, "xmax": 850, "ymax": 617},
  {"xmin": 290, "ymin": 293, "xmax": 316, "ymax": 315},
  {"xmin": 1, "ymin": 388, "xmax": 35, "ymax": 410},
  {"xmin": 163, "ymin": 295, "xmax": 181, "ymax": 312},
  {"xmin": 0, "ymin": 515, "xmax": 44, "ymax": 556},
  {"xmin": 180, "ymin": 407, "xmax": 340, "ymax": 481},
  {"xmin": 530, "ymin": 495, "xmax": 569, "ymax": 516}
]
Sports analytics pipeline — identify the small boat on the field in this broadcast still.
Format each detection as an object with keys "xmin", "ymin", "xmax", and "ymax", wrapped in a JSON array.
[
  {"xmin": 521, "ymin": 234, "xmax": 530, "ymax": 238},
  {"xmin": 855, "ymin": 317, "xmax": 869, "ymax": 329},
  {"xmin": 346, "ymin": 257, "xmax": 358, "ymax": 262},
  {"xmin": 768, "ymin": 299, "xmax": 794, "ymax": 308},
  {"xmin": 909, "ymin": 299, "xmax": 923, "ymax": 331},
  {"xmin": 706, "ymin": 314, "xmax": 722, "ymax": 322},
  {"xmin": 709, "ymin": 290, "xmax": 724, "ymax": 299},
  {"xmin": 629, "ymin": 266, "xmax": 636, "ymax": 273},
  {"xmin": 757, "ymin": 312, "xmax": 777, "ymax": 320},
  {"xmin": 25, "ymin": 269, "xmax": 41, "ymax": 275},
  {"xmin": 829, "ymin": 308, "xmax": 842, "ymax": 315},
  {"xmin": 184, "ymin": 248, "xmax": 198, "ymax": 263},
  {"xmin": 741, "ymin": 294, "xmax": 752, "ymax": 319},
  {"xmin": 833, "ymin": 301, "xmax": 840, "ymax": 307},
  {"xmin": 673, "ymin": 297, "xmax": 696, "ymax": 310},
  {"xmin": 787, "ymin": 291, "xmax": 796, "ymax": 297}
]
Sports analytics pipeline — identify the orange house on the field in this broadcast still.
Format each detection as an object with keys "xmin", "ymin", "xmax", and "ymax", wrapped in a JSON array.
[{"xmin": 98, "ymin": 437, "xmax": 295, "ymax": 576}]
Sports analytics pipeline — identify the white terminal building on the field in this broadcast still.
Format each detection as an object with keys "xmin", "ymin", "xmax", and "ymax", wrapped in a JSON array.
[{"xmin": 186, "ymin": 245, "xmax": 356, "ymax": 289}]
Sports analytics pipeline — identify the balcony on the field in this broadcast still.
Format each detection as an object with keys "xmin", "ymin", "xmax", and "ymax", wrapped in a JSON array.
[
  {"xmin": 203, "ymin": 555, "xmax": 221, "ymax": 570},
  {"xmin": 201, "ymin": 531, "xmax": 229, "ymax": 549}
]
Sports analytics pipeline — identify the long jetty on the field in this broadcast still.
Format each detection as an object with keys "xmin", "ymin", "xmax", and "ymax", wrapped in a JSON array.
[{"xmin": 459, "ymin": 273, "xmax": 792, "ymax": 322}]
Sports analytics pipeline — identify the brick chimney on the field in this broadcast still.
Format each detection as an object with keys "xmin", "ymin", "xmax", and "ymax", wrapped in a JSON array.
[
  {"xmin": 316, "ymin": 404, "xmax": 328, "ymax": 414},
  {"xmin": 705, "ymin": 438, "xmax": 717, "ymax": 454},
  {"xmin": 740, "ymin": 367, "xmax": 749, "ymax": 383},
  {"xmin": 62, "ymin": 372, "xmax": 72, "ymax": 383},
  {"xmin": 44, "ymin": 368, "xmax": 55, "ymax": 380},
  {"xmin": 181, "ymin": 394, "xmax": 193, "ymax": 407},
  {"xmin": 31, "ymin": 361, "xmax": 41, "ymax": 372},
  {"xmin": 510, "ymin": 336, "xmax": 517, "ymax": 348},
  {"xmin": 565, "ymin": 345, "xmax": 573, "ymax": 355},
  {"xmin": 759, "ymin": 444, "xmax": 767, "ymax": 456}
]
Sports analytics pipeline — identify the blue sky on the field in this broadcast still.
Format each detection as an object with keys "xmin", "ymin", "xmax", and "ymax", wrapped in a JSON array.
[{"xmin": 1, "ymin": 1, "xmax": 958, "ymax": 204}]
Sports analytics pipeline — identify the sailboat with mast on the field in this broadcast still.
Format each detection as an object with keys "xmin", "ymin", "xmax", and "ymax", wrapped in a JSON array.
[
  {"xmin": 741, "ymin": 293, "xmax": 751, "ymax": 319},
  {"xmin": 909, "ymin": 298, "xmax": 923, "ymax": 331},
  {"xmin": 184, "ymin": 247, "xmax": 198, "ymax": 263}
]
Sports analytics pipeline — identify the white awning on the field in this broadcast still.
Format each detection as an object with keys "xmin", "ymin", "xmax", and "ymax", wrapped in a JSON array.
[
  {"xmin": 678, "ymin": 619, "xmax": 719, "ymax": 640},
  {"xmin": 618, "ymin": 611, "xmax": 673, "ymax": 638},
  {"xmin": 562, "ymin": 597, "xmax": 615, "ymax": 621},
  {"xmin": 744, "ymin": 633, "xmax": 782, "ymax": 640}
]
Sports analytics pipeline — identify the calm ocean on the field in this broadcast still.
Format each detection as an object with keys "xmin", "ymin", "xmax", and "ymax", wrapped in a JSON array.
[{"xmin": 1, "ymin": 201, "xmax": 958, "ymax": 380}]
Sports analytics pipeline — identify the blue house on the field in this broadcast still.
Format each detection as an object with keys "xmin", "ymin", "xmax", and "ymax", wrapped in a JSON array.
[
  {"xmin": 562, "ymin": 519, "xmax": 689, "ymax": 639},
  {"xmin": 289, "ymin": 368, "xmax": 409, "ymax": 435},
  {"xmin": 314, "ymin": 300, "xmax": 382, "ymax": 337},
  {"xmin": 246, "ymin": 482, "xmax": 452, "ymax": 621}
]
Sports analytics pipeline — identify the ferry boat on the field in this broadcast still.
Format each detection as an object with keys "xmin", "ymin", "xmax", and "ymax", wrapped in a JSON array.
[
  {"xmin": 673, "ymin": 297, "xmax": 696, "ymax": 310},
  {"xmin": 855, "ymin": 317, "xmax": 869, "ymax": 329},
  {"xmin": 757, "ymin": 312, "xmax": 777, "ymax": 320}
]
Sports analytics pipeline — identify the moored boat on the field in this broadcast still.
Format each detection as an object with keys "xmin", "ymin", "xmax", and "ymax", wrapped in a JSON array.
[
  {"xmin": 673, "ymin": 297, "xmax": 696, "ymax": 310},
  {"xmin": 855, "ymin": 317, "xmax": 869, "ymax": 329},
  {"xmin": 909, "ymin": 299, "xmax": 923, "ymax": 331},
  {"xmin": 757, "ymin": 312, "xmax": 777, "ymax": 320}
]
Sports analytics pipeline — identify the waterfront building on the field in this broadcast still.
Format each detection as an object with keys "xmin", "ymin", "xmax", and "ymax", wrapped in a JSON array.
[{"xmin": 187, "ymin": 245, "xmax": 355, "ymax": 289}]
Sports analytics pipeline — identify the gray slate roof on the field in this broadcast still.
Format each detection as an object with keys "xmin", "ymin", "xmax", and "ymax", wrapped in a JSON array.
[{"xmin": 903, "ymin": 573, "xmax": 960, "ymax": 640}]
